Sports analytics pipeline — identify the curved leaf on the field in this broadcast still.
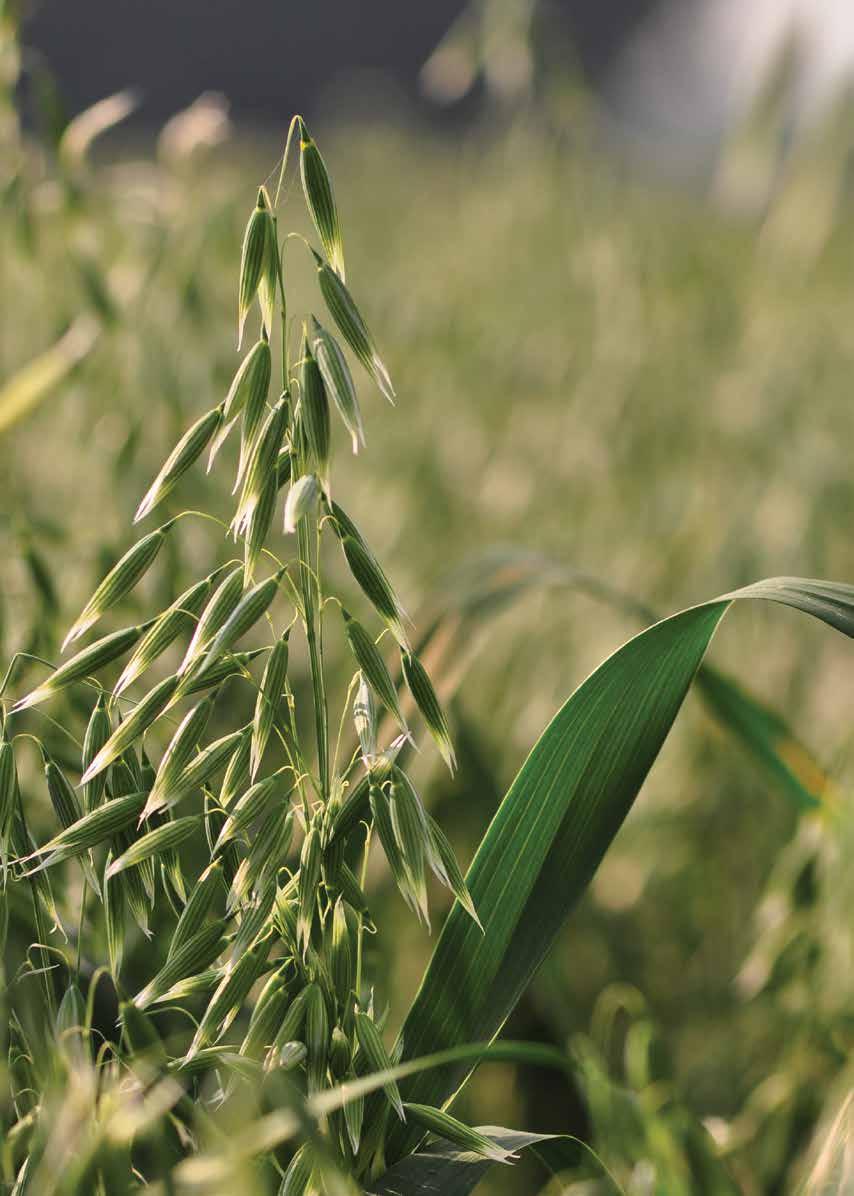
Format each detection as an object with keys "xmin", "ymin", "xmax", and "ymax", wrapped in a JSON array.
[
  {"xmin": 425, "ymin": 548, "xmax": 832, "ymax": 811},
  {"xmin": 386, "ymin": 577, "xmax": 854, "ymax": 1161}
]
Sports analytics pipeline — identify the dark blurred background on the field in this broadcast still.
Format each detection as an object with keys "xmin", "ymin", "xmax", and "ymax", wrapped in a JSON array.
[
  {"xmin": 20, "ymin": 0, "xmax": 656, "ymax": 124},
  {"xmin": 21, "ymin": 0, "xmax": 854, "ymax": 172}
]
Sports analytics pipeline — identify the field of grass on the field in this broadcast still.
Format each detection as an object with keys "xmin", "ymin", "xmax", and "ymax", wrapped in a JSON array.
[{"xmin": 2, "ymin": 27, "xmax": 854, "ymax": 1192}]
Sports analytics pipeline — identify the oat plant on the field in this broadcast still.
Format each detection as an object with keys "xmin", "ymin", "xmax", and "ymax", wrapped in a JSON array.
[
  {"xmin": 3, "ymin": 116, "xmax": 854, "ymax": 1196},
  {"xmin": 0, "ymin": 115, "xmax": 499, "ymax": 1196}
]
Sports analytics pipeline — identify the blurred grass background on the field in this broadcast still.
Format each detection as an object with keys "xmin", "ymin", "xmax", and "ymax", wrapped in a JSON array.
[{"xmin": 2, "ymin": 4, "xmax": 854, "ymax": 1191}]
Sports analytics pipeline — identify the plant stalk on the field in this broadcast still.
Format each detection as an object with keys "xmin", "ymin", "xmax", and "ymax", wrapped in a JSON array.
[
  {"xmin": 274, "ymin": 212, "xmax": 329, "ymax": 801},
  {"xmin": 298, "ymin": 516, "xmax": 329, "ymax": 800}
]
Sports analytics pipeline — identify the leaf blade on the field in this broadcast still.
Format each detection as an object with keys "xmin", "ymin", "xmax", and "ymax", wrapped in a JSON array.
[{"xmin": 386, "ymin": 577, "xmax": 854, "ymax": 1160}]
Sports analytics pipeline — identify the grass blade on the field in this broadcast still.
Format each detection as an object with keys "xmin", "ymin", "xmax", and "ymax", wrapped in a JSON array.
[{"xmin": 385, "ymin": 576, "xmax": 854, "ymax": 1161}]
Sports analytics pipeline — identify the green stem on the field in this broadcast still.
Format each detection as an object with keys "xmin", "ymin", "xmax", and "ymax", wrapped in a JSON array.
[
  {"xmin": 75, "ymin": 881, "xmax": 88, "ymax": 980},
  {"xmin": 273, "ymin": 210, "xmax": 329, "ymax": 802},
  {"xmin": 298, "ymin": 517, "xmax": 329, "ymax": 801},
  {"xmin": 355, "ymin": 824, "xmax": 372, "ymax": 999},
  {"xmin": 9, "ymin": 739, "xmax": 60, "ymax": 1019},
  {"xmin": 0, "ymin": 651, "xmax": 57, "ymax": 700},
  {"xmin": 280, "ymin": 682, "xmax": 312, "ymax": 823},
  {"xmin": 30, "ymin": 887, "xmax": 57, "ymax": 1021}
]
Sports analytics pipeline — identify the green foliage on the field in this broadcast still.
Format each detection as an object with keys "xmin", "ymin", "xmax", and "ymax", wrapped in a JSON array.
[
  {"xmin": 0, "ymin": 107, "xmax": 484, "ymax": 1193},
  {"xmin": 2, "ymin": 12, "xmax": 854, "ymax": 1190}
]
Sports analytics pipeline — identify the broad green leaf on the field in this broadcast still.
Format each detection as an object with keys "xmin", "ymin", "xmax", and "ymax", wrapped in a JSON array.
[{"xmin": 386, "ymin": 577, "xmax": 854, "ymax": 1161}]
